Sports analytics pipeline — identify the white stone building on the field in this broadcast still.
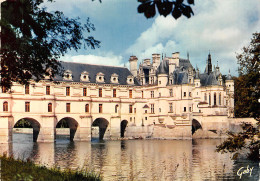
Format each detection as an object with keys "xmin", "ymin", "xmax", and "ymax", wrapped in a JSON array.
[{"xmin": 0, "ymin": 52, "xmax": 234, "ymax": 143}]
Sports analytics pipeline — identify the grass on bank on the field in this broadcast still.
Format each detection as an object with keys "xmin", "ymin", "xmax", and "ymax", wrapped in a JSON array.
[{"xmin": 0, "ymin": 154, "xmax": 101, "ymax": 181}]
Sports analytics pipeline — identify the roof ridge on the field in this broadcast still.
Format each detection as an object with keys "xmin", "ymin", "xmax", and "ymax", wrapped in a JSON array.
[{"xmin": 60, "ymin": 61, "xmax": 128, "ymax": 69}]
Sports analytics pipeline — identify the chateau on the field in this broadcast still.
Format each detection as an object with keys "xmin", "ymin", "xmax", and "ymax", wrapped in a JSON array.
[{"xmin": 0, "ymin": 52, "xmax": 235, "ymax": 143}]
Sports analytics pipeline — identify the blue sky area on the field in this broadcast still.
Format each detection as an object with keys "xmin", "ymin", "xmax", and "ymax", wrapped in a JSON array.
[{"xmin": 46, "ymin": 0, "xmax": 260, "ymax": 76}]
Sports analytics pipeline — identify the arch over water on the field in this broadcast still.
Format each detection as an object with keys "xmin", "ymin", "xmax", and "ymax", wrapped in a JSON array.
[
  {"xmin": 56, "ymin": 117, "xmax": 78, "ymax": 141},
  {"xmin": 120, "ymin": 120, "xmax": 128, "ymax": 138},
  {"xmin": 92, "ymin": 118, "xmax": 109, "ymax": 140},
  {"xmin": 192, "ymin": 119, "xmax": 202, "ymax": 134},
  {"xmin": 14, "ymin": 118, "xmax": 41, "ymax": 142}
]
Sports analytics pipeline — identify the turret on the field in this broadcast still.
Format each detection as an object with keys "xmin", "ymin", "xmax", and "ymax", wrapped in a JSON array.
[
  {"xmin": 205, "ymin": 53, "xmax": 212, "ymax": 75},
  {"xmin": 225, "ymin": 70, "xmax": 234, "ymax": 117},
  {"xmin": 129, "ymin": 56, "xmax": 138, "ymax": 77},
  {"xmin": 225, "ymin": 70, "xmax": 234, "ymax": 92},
  {"xmin": 157, "ymin": 61, "xmax": 168, "ymax": 87}
]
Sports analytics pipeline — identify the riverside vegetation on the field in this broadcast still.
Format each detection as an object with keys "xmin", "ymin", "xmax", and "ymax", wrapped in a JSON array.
[{"xmin": 0, "ymin": 154, "xmax": 101, "ymax": 181}]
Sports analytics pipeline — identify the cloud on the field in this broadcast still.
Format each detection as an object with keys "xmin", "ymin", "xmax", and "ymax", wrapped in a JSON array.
[
  {"xmin": 126, "ymin": 0, "xmax": 260, "ymax": 75},
  {"xmin": 126, "ymin": 16, "xmax": 178, "ymax": 56},
  {"xmin": 61, "ymin": 52, "xmax": 124, "ymax": 67}
]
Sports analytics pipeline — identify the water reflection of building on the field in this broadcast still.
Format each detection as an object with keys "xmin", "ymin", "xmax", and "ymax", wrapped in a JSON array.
[
  {"xmin": 0, "ymin": 138, "xmax": 240, "ymax": 180},
  {"xmin": 0, "ymin": 52, "xmax": 235, "ymax": 143}
]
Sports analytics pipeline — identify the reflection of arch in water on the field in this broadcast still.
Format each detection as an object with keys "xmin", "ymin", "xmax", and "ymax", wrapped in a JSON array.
[
  {"xmin": 120, "ymin": 120, "xmax": 128, "ymax": 138},
  {"xmin": 192, "ymin": 119, "xmax": 202, "ymax": 134},
  {"xmin": 92, "ymin": 118, "xmax": 109, "ymax": 140},
  {"xmin": 14, "ymin": 118, "xmax": 41, "ymax": 142},
  {"xmin": 56, "ymin": 117, "xmax": 78, "ymax": 141}
]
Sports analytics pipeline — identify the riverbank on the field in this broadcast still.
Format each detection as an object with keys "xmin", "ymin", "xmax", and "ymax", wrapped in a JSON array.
[{"xmin": 0, "ymin": 154, "xmax": 101, "ymax": 181}]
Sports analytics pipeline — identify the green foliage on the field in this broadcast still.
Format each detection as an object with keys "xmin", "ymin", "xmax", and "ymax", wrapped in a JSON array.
[
  {"xmin": 0, "ymin": 154, "xmax": 101, "ymax": 181},
  {"xmin": 0, "ymin": 0, "xmax": 100, "ymax": 89},
  {"xmin": 137, "ymin": 0, "xmax": 194, "ymax": 19},
  {"xmin": 56, "ymin": 119, "xmax": 69, "ymax": 128},
  {"xmin": 217, "ymin": 32, "xmax": 260, "ymax": 161},
  {"xmin": 14, "ymin": 119, "xmax": 32, "ymax": 128},
  {"xmin": 216, "ymin": 123, "xmax": 259, "ymax": 160},
  {"xmin": 234, "ymin": 32, "xmax": 260, "ymax": 119}
]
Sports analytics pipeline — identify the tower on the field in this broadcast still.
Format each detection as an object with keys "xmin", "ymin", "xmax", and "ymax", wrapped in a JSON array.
[
  {"xmin": 225, "ymin": 70, "xmax": 234, "ymax": 117},
  {"xmin": 157, "ymin": 60, "xmax": 168, "ymax": 87},
  {"xmin": 129, "ymin": 56, "xmax": 138, "ymax": 77},
  {"xmin": 205, "ymin": 53, "xmax": 212, "ymax": 74}
]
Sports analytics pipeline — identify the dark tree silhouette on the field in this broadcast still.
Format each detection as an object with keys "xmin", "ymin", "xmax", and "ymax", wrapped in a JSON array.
[
  {"xmin": 0, "ymin": 0, "xmax": 100, "ymax": 89},
  {"xmin": 216, "ymin": 32, "xmax": 260, "ymax": 161},
  {"xmin": 137, "ymin": 0, "xmax": 194, "ymax": 19}
]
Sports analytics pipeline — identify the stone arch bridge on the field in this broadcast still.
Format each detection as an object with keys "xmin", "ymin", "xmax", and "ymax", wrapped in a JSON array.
[{"xmin": 0, "ymin": 113, "xmax": 129, "ymax": 143}]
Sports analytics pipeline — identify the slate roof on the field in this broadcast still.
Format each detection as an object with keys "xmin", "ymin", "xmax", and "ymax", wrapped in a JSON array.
[
  {"xmin": 179, "ymin": 58, "xmax": 193, "ymax": 69},
  {"xmin": 54, "ymin": 61, "xmax": 139, "ymax": 85},
  {"xmin": 200, "ymin": 72, "xmax": 218, "ymax": 86}
]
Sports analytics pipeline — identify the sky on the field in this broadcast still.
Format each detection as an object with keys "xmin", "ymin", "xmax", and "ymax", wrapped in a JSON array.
[{"xmin": 46, "ymin": 0, "xmax": 260, "ymax": 76}]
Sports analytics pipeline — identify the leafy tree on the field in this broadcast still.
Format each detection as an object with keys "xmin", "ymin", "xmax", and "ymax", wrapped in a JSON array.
[
  {"xmin": 137, "ymin": 0, "xmax": 195, "ymax": 19},
  {"xmin": 0, "ymin": 0, "xmax": 100, "ymax": 89},
  {"xmin": 216, "ymin": 32, "xmax": 260, "ymax": 161}
]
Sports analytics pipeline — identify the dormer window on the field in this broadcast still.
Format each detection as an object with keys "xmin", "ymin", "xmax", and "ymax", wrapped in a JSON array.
[
  {"xmin": 80, "ymin": 71, "xmax": 90, "ymax": 82},
  {"xmin": 63, "ymin": 70, "xmax": 72, "ymax": 80},
  {"xmin": 127, "ymin": 75, "xmax": 134, "ymax": 85},
  {"xmin": 45, "ymin": 68, "xmax": 53, "ymax": 80},
  {"xmin": 96, "ymin": 72, "xmax": 105, "ymax": 83},
  {"xmin": 110, "ymin": 73, "xmax": 119, "ymax": 84}
]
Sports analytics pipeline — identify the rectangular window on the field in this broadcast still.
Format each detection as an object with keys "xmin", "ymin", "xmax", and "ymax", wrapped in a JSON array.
[
  {"xmin": 129, "ymin": 105, "xmax": 133, "ymax": 113},
  {"xmin": 48, "ymin": 103, "xmax": 52, "ymax": 112},
  {"xmin": 183, "ymin": 92, "xmax": 186, "ymax": 97},
  {"xmin": 129, "ymin": 90, "xmax": 132, "ymax": 98},
  {"xmin": 184, "ymin": 107, "xmax": 186, "ymax": 112},
  {"xmin": 169, "ymin": 103, "xmax": 173, "ymax": 112},
  {"xmin": 189, "ymin": 92, "xmax": 192, "ymax": 97},
  {"xmin": 99, "ymin": 104, "xmax": 102, "ymax": 113},
  {"xmin": 219, "ymin": 93, "xmax": 221, "ymax": 105},
  {"xmin": 25, "ymin": 102, "xmax": 30, "ymax": 112},
  {"xmin": 83, "ymin": 88, "xmax": 87, "ymax": 96},
  {"xmin": 189, "ymin": 107, "xmax": 192, "ymax": 112},
  {"xmin": 134, "ymin": 108, "xmax": 136, "ymax": 113},
  {"xmin": 85, "ymin": 104, "xmax": 89, "ymax": 113},
  {"xmin": 3, "ymin": 102, "xmax": 8, "ymax": 112},
  {"xmin": 214, "ymin": 93, "xmax": 217, "ymax": 106},
  {"xmin": 66, "ymin": 103, "xmax": 70, "ymax": 112},
  {"xmin": 66, "ymin": 87, "xmax": 70, "ymax": 96},
  {"xmin": 99, "ymin": 88, "xmax": 102, "ymax": 97},
  {"xmin": 25, "ymin": 85, "xmax": 30, "ymax": 94},
  {"xmin": 151, "ymin": 91, "xmax": 154, "ymax": 98},
  {"xmin": 151, "ymin": 104, "xmax": 154, "ymax": 113},
  {"xmin": 169, "ymin": 89, "xmax": 173, "ymax": 97},
  {"xmin": 2, "ymin": 86, "xmax": 7, "ymax": 93},
  {"xmin": 209, "ymin": 94, "xmax": 211, "ymax": 105},
  {"xmin": 142, "ymin": 91, "xmax": 144, "ymax": 98},
  {"xmin": 115, "ymin": 105, "xmax": 118, "ymax": 113},
  {"xmin": 46, "ymin": 86, "xmax": 50, "ymax": 95},
  {"xmin": 113, "ymin": 89, "xmax": 116, "ymax": 97}
]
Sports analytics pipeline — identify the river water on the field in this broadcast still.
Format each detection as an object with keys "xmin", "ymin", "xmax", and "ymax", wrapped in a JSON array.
[{"xmin": 0, "ymin": 133, "xmax": 258, "ymax": 180}]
